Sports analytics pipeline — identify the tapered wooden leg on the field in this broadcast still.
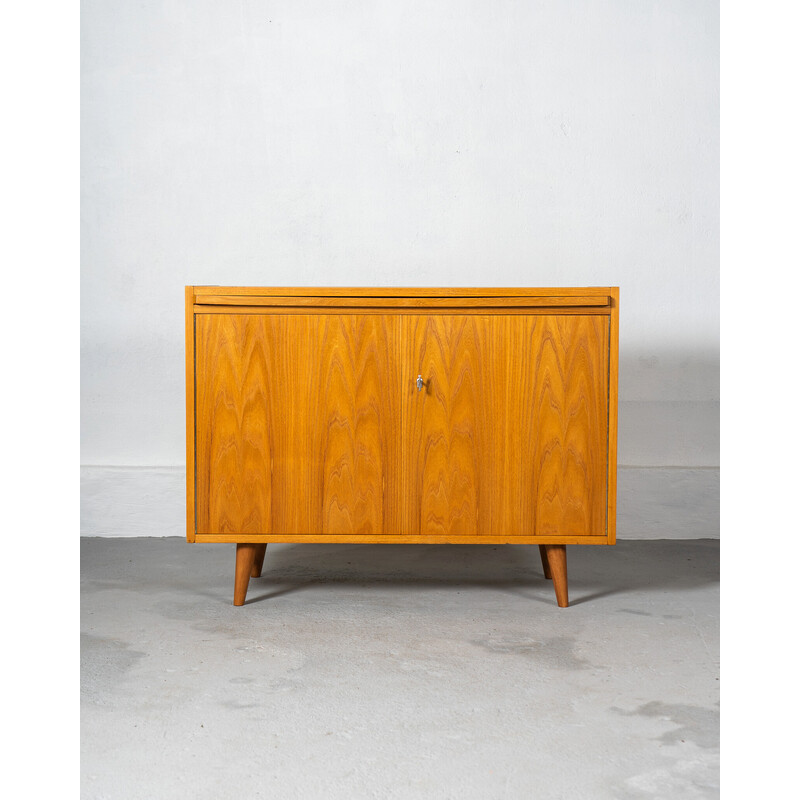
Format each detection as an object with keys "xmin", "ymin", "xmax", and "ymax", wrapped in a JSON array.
[
  {"xmin": 543, "ymin": 545, "xmax": 568, "ymax": 608},
  {"xmin": 538, "ymin": 545, "xmax": 552, "ymax": 579},
  {"xmin": 251, "ymin": 544, "xmax": 267, "ymax": 578},
  {"xmin": 234, "ymin": 544, "xmax": 258, "ymax": 606}
]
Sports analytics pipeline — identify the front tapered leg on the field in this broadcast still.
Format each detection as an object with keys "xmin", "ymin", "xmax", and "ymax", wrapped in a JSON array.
[
  {"xmin": 251, "ymin": 544, "xmax": 267, "ymax": 578},
  {"xmin": 234, "ymin": 544, "xmax": 258, "ymax": 606},
  {"xmin": 543, "ymin": 545, "xmax": 568, "ymax": 608}
]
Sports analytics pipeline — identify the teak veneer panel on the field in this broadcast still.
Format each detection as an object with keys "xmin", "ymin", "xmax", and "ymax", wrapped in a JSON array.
[
  {"xmin": 195, "ymin": 314, "xmax": 401, "ymax": 535},
  {"xmin": 402, "ymin": 315, "xmax": 608, "ymax": 537}
]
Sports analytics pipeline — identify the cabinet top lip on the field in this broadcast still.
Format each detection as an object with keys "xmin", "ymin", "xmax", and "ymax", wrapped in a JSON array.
[{"xmin": 189, "ymin": 286, "xmax": 618, "ymax": 298}]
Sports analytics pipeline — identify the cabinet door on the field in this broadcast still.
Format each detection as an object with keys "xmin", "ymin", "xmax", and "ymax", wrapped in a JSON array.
[
  {"xmin": 195, "ymin": 314, "xmax": 401, "ymax": 535},
  {"xmin": 402, "ymin": 315, "xmax": 609, "ymax": 537}
]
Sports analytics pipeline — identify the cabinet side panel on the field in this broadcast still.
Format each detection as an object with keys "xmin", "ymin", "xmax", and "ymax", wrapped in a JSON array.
[
  {"xmin": 195, "ymin": 314, "xmax": 401, "ymax": 535},
  {"xmin": 607, "ymin": 288, "xmax": 619, "ymax": 544},
  {"xmin": 185, "ymin": 286, "xmax": 196, "ymax": 541}
]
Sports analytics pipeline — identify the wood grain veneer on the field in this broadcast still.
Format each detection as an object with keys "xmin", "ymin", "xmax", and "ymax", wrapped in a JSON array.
[
  {"xmin": 195, "ymin": 313, "xmax": 401, "ymax": 536},
  {"xmin": 402, "ymin": 314, "xmax": 608, "ymax": 538},
  {"xmin": 186, "ymin": 286, "xmax": 619, "ymax": 607}
]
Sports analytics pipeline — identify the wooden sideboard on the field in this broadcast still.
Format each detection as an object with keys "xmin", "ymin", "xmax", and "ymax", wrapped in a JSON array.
[{"xmin": 185, "ymin": 287, "xmax": 619, "ymax": 607}]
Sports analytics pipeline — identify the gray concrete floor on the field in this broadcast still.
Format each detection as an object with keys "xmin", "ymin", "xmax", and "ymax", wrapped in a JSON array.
[{"xmin": 81, "ymin": 538, "xmax": 719, "ymax": 799}]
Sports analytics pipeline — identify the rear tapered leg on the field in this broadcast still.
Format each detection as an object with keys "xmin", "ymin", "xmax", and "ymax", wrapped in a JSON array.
[
  {"xmin": 234, "ymin": 544, "xmax": 258, "ymax": 606},
  {"xmin": 251, "ymin": 544, "xmax": 267, "ymax": 578},
  {"xmin": 538, "ymin": 545, "xmax": 552, "ymax": 579},
  {"xmin": 543, "ymin": 545, "xmax": 568, "ymax": 608}
]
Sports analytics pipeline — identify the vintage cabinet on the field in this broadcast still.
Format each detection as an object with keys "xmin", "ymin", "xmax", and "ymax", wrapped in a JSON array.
[{"xmin": 186, "ymin": 287, "xmax": 619, "ymax": 607}]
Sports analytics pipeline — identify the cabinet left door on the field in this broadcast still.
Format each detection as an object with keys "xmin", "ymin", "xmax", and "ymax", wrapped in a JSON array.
[{"xmin": 194, "ymin": 313, "xmax": 402, "ymax": 536}]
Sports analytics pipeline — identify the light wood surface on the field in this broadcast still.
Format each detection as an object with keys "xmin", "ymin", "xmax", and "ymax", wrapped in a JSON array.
[
  {"xmin": 186, "ymin": 286, "xmax": 619, "ymax": 607},
  {"xmin": 194, "ymin": 533, "xmax": 609, "ymax": 544},
  {"xmin": 193, "ymin": 286, "xmax": 617, "ymax": 298},
  {"xmin": 402, "ymin": 315, "xmax": 608, "ymax": 537},
  {"xmin": 195, "ymin": 313, "xmax": 401, "ymax": 535},
  {"xmin": 195, "ymin": 295, "xmax": 610, "ymax": 308},
  {"xmin": 185, "ymin": 286, "xmax": 196, "ymax": 542},
  {"xmin": 195, "ymin": 305, "xmax": 611, "ymax": 316},
  {"xmin": 607, "ymin": 287, "xmax": 620, "ymax": 544}
]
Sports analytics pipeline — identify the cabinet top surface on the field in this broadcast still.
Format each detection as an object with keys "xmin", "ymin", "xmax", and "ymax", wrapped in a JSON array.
[{"xmin": 191, "ymin": 286, "xmax": 618, "ymax": 297}]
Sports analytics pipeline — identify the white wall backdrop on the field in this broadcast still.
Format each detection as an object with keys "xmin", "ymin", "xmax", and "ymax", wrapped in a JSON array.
[{"xmin": 81, "ymin": 1, "xmax": 719, "ymax": 536}]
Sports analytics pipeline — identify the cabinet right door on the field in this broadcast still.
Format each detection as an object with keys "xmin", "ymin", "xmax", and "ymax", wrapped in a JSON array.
[{"xmin": 402, "ymin": 314, "xmax": 609, "ymax": 538}]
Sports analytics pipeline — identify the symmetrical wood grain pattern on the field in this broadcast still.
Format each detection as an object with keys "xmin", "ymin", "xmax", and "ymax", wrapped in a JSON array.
[
  {"xmin": 402, "ymin": 315, "xmax": 608, "ymax": 538},
  {"xmin": 195, "ymin": 314, "xmax": 401, "ymax": 535},
  {"xmin": 187, "ymin": 287, "xmax": 619, "ymax": 607}
]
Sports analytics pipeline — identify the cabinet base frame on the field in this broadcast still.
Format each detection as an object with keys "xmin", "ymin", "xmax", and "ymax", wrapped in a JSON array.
[{"xmin": 198, "ymin": 534, "xmax": 609, "ymax": 545}]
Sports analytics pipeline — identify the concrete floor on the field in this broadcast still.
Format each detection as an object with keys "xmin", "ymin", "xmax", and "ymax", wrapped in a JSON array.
[{"xmin": 81, "ymin": 538, "xmax": 719, "ymax": 799}]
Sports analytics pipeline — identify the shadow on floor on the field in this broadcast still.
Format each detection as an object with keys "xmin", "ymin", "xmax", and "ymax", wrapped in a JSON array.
[{"xmin": 238, "ymin": 540, "xmax": 719, "ymax": 607}]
